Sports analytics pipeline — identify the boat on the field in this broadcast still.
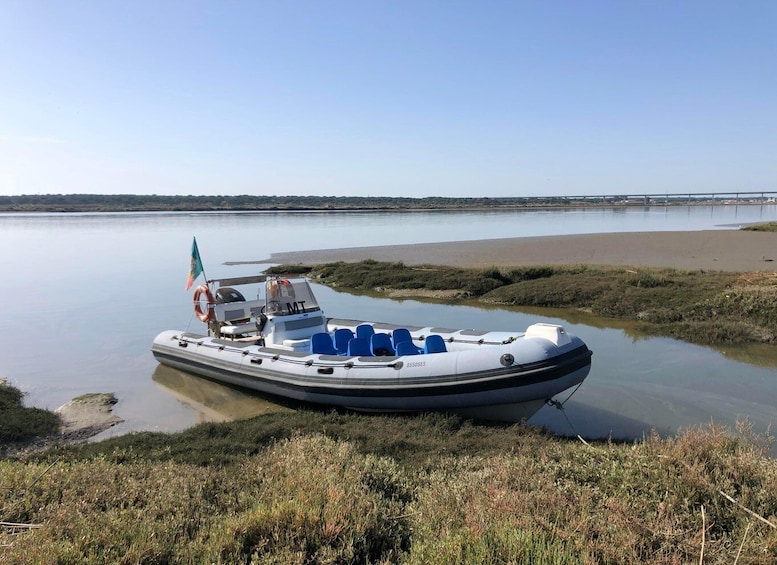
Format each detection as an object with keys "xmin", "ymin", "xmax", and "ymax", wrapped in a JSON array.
[{"xmin": 151, "ymin": 275, "xmax": 593, "ymax": 421}]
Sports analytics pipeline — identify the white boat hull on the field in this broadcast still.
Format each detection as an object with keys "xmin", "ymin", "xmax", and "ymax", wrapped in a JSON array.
[{"xmin": 152, "ymin": 318, "xmax": 592, "ymax": 422}]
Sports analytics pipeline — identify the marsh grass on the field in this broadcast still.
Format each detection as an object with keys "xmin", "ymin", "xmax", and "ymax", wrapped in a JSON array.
[
  {"xmin": 0, "ymin": 381, "xmax": 59, "ymax": 445},
  {"xmin": 741, "ymin": 222, "xmax": 777, "ymax": 232},
  {"xmin": 2, "ymin": 435, "xmax": 412, "ymax": 564},
  {"xmin": 3, "ymin": 410, "xmax": 777, "ymax": 564},
  {"xmin": 34, "ymin": 410, "xmax": 555, "ymax": 468},
  {"xmin": 286, "ymin": 261, "xmax": 777, "ymax": 345}
]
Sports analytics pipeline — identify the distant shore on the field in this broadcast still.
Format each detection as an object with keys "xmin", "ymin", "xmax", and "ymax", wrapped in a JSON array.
[
  {"xmin": 2, "ymin": 192, "xmax": 775, "ymax": 213},
  {"xmin": 266, "ymin": 229, "xmax": 777, "ymax": 272}
]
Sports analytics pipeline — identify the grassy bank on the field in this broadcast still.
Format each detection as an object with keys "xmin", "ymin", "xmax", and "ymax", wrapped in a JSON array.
[
  {"xmin": 0, "ymin": 381, "xmax": 59, "ymax": 448},
  {"xmin": 268, "ymin": 261, "xmax": 777, "ymax": 345},
  {"xmin": 742, "ymin": 222, "xmax": 777, "ymax": 232},
  {"xmin": 2, "ymin": 402, "xmax": 777, "ymax": 563}
]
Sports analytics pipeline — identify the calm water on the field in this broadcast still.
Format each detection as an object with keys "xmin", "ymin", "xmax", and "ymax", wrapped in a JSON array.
[{"xmin": 1, "ymin": 205, "xmax": 775, "ymax": 442}]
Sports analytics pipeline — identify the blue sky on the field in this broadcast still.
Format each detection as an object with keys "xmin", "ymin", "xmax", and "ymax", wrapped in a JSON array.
[{"xmin": 1, "ymin": 1, "xmax": 775, "ymax": 197}]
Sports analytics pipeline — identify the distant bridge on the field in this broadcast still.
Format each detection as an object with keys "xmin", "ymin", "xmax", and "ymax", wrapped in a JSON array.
[{"xmin": 526, "ymin": 191, "xmax": 777, "ymax": 206}]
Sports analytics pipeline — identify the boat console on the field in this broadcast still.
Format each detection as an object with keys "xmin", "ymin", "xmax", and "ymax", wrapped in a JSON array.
[{"xmin": 201, "ymin": 276, "xmax": 327, "ymax": 349}]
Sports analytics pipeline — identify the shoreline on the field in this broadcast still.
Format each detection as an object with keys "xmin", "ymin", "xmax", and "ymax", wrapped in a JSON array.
[
  {"xmin": 0, "ymin": 384, "xmax": 123, "ymax": 459},
  {"xmin": 2, "ymin": 192, "xmax": 776, "ymax": 214},
  {"xmin": 266, "ymin": 229, "xmax": 777, "ymax": 272}
]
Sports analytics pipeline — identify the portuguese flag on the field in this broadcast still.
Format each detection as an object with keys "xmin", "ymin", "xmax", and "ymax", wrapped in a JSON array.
[{"xmin": 186, "ymin": 237, "xmax": 204, "ymax": 291}]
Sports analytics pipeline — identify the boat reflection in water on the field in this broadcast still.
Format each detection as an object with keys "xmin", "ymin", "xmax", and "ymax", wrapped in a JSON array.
[{"xmin": 152, "ymin": 365, "xmax": 294, "ymax": 424}]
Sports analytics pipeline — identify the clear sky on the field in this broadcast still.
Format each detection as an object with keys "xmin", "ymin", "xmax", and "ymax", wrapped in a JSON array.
[{"xmin": 1, "ymin": 1, "xmax": 775, "ymax": 198}]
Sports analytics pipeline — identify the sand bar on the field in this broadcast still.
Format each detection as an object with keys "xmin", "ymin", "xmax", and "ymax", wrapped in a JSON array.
[{"xmin": 266, "ymin": 230, "xmax": 777, "ymax": 272}]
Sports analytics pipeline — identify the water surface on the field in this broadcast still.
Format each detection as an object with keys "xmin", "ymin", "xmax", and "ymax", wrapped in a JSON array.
[{"xmin": 1, "ymin": 206, "xmax": 775, "ymax": 442}]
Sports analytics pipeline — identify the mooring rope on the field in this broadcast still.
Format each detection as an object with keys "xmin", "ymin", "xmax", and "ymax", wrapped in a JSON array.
[
  {"xmin": 545, "ymin": 380, "xmax": 586, "ymax": 438},
  {"xmin": 182, "ymin": 309, "xmax": 198, "ymax": 335},
  {"xmin": 545, "ymin": 380, "xmax": 584, "ymax": 413}
]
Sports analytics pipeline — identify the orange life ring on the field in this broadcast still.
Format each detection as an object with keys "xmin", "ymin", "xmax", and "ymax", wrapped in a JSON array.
[
  {"xmin": 193, "ymin": 284, "xmax": 215, "ymax": 322},
  {"xmin": 267, "ymin": 279, "xmax": 295, "ymax": 300},
  {"xmin": 279, "ymin": 279, "xmax": 295, "ymax": 299}
]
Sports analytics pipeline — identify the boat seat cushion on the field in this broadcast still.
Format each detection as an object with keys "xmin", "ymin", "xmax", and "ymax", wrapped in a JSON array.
[
  {"xmin": 391, "ymin": 327, "xmax": 412, "ymax": 347},
  {"xmin": 392, "ymin": 328, "xmax": 423, "ymax": 353},
  {"xmin": 220, "ymin": 322, "xmax": 258, "ymax": 336},
  {"xmin": 346, "ymin": 337, "xmax": 372, "ymax": 356},
  {"xmin": 396, "ymin": 341, "xmax": 421, "ymax": 356},
  {"xmin": 424, "ymin": 334, "xmax": 447, "ymax": 354},
  {"xmin": 311, "ymin": 332, "xmax": 338, "ymax": 355},
  {"xmin": 333, "ymin": 328, "xmax": 354, "ymax": 355},
  {"xmin": 370, "ymin": 333, "xmax": 395, "ymax": 356},
  {"xmin": 356, "ymin": 324, "xmax": 375, "ymax": 340}
]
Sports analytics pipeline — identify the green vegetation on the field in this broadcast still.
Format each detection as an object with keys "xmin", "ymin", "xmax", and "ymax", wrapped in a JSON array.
[
  {"xmin": 2, "ymin": 405, "xmax": 776, "ymax": 563},
  {"xmin": 1, "ymin": 193, "xmax": 774, "ymax": 213},
  {"xmin": 0, "ymin": 381, "xmax": 59, "ymax": 445},
  {"xmin": 0, "ymin": 194, "xmax": 596, "ymax": 212},
  {"xmin": 269, "ymin": 261, "xmax": 777, "ymax": 345},
  {"xmin": 742, "ymin": 222, "xmax": 777, "ymax": 232}
]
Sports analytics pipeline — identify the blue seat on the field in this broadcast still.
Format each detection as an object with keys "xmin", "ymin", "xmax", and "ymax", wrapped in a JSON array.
[
  {"xmin": 346, "ymin": 337, "xmax": 372, "ymax": 356},
  {"xmin": 333, "ymin": 328, "xmax": 354, "ymax": 355},
  {"xmin": 370, "ymin": 333, "xmax": 395, "ymax": 356},
  {"xmin": 356, "ymin": 324, "xmax": 375, "ymax": 341},
  {"xmin": 392, "ymin": 328, "xmax": 422, "ymax": 353},
  {"xmin": 396, "ymin": 341, "xmax": 421, "ymax": 356},
  {"xmin": 424, "ymin": 334, "xmax": 447, "ymax": 354},
  {"xmin": 310, "ymin": 332, "xmax": 338, "ymax": 355}
]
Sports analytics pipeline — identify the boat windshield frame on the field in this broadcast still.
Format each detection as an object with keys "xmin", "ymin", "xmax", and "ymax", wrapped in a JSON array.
[{"xmin": 264, "ymin": 278, "xmax": 321, "ymax": 317}]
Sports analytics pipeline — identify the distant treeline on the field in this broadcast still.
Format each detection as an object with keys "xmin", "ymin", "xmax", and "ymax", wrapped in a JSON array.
[
  {"xmin": 1, "ymin": 192, "xmax": 774, "ymax": 212},
  {"xmin": 0, "ymin": 193, "xmax": 581, "ymax": 212}
]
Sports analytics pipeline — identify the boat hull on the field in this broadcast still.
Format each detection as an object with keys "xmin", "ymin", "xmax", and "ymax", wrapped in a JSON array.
[{"xmin": 151, "ymin": 323, "xmax": 592, "ymax": 422}]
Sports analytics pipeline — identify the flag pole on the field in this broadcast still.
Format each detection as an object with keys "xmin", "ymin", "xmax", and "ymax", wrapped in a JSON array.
[{"xmin": 199, "ymin": 242, "xmax": 209, "ymax": 285}]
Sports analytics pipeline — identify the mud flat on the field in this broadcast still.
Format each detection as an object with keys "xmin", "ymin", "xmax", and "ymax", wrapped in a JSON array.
[{"xmin": 266, "ymin": 230, "xmax": 777, "ymax": 272}]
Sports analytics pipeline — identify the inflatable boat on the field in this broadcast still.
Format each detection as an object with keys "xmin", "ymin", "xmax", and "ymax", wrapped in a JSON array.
[{"xmin": 152, "ymin": 276, "xmax": 593, "ymax": 421}]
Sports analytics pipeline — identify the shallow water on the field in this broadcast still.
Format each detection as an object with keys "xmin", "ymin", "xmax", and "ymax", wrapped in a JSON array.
[{"xmin": 0, "ymin": 206, "xmax": 775, "ymax": 442}]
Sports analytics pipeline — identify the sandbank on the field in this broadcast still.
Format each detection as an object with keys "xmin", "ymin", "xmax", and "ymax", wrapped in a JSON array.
[
  {"xmin": 266, "ymin": 230, "xmax": 777, "ymax": 272},
  {"xmin": 55, "ymin": 393, "xmax": 123, "ymax": 442}
]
